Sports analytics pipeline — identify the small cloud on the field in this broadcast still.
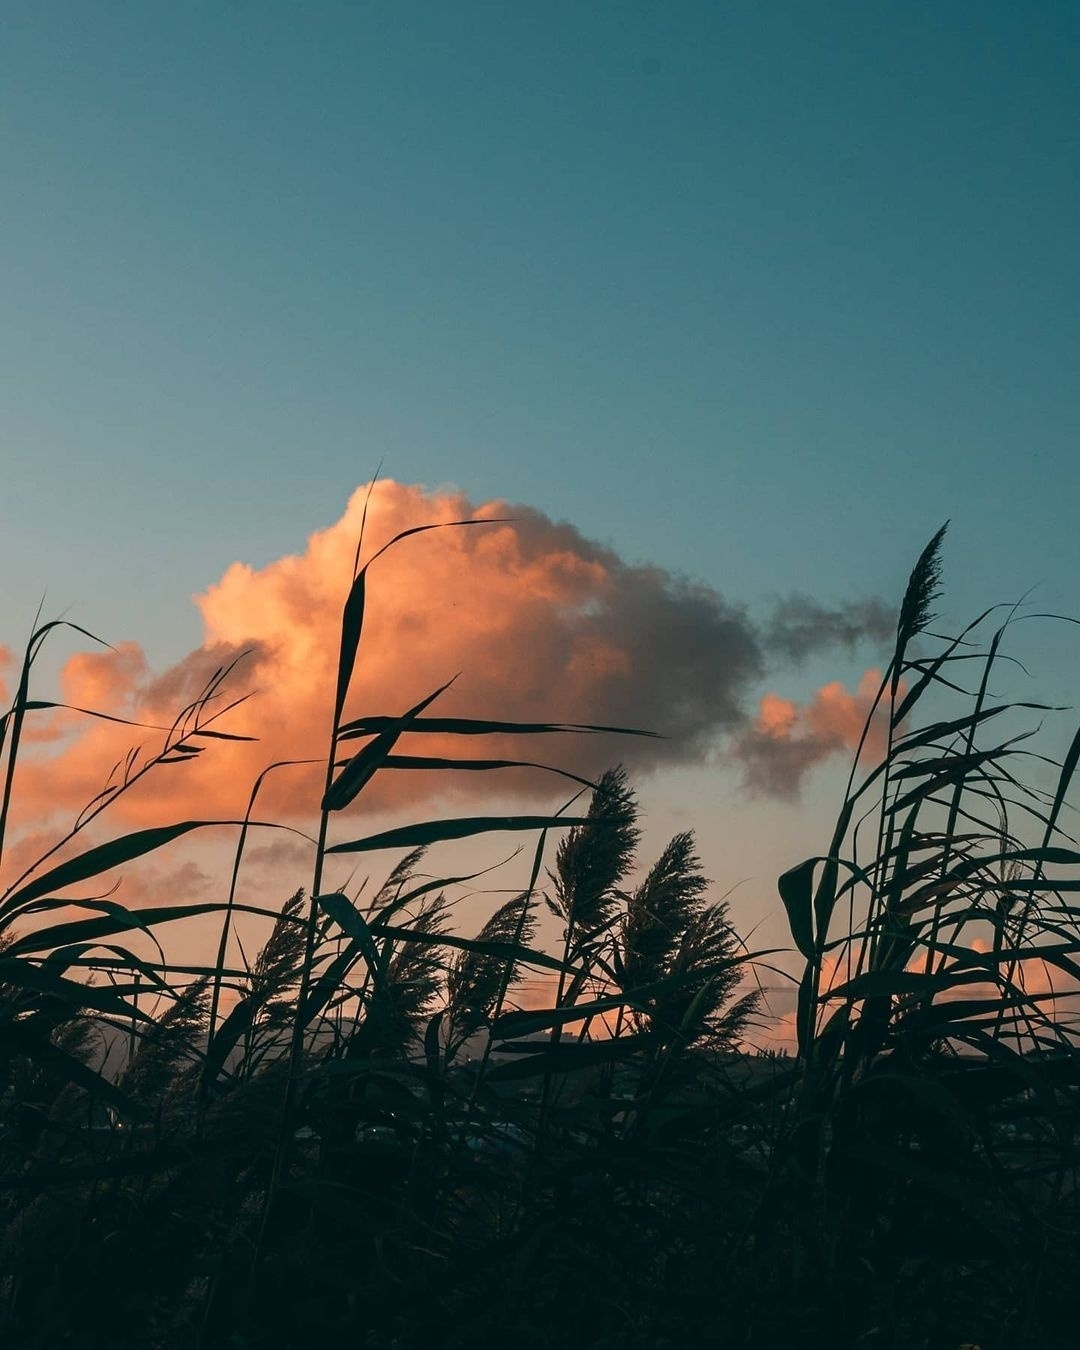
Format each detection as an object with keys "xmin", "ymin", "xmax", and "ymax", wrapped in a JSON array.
[
  {"xmin": 119, "ymin": 858, "xmax": 215, "ymax": 906},
  {"xmin": 732, "ymin": 669, "xmax": 888, "ymax": 799},
  {"xmin": 761, "ymin": 596, "xmax": 893, "ymax": 664},
  {"xmin": 242, "ymin": 835, "xmax": 315, "ymax": 871}
]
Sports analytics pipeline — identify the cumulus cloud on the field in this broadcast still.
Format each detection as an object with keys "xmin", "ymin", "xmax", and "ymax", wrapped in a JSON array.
[{"xmin": 7, "ymin": 482, "xmax": 892, "ymax": 832}]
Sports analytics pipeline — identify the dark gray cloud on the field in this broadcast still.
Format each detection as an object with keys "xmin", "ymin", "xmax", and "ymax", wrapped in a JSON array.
[
  {"xmin": 730, "ymin": 722, "xmax": 845, "ymax": 801},
  {"xmin": 761, "ymin": 595, "xmax": 894, "ymax": 664},
  {"xmin": 482, "ymin": 506, "xmax": 892, "ymax": 788}
]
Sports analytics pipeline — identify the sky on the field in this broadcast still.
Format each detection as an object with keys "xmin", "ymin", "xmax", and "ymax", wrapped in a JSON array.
[{"xmin": 2, "ymin": 4, "xmax": 1080, "ymax": 1026}]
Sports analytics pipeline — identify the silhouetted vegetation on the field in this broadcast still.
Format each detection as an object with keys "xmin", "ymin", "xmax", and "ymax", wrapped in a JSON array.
[{"xmin": 1, "ymin": 517, "xmax": 1079, "ymax": 1348}]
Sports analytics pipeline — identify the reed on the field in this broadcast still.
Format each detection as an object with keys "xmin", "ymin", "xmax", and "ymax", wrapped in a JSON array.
[{"xmin": 0, "ymin": 518, "xmax": 1077, "ymax": 1348}]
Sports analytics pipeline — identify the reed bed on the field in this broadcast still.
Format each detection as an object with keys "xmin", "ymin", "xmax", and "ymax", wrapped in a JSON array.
[{"xmin": 0, "ymin": 518, "xmax": 1078, "ymax": 1349}]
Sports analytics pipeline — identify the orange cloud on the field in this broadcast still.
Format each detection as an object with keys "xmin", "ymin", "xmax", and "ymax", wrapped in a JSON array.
[
  {"xmin": 5, "ymin": 482, "xmax": 890, "ymax": 847},
  {"xmin": 7, "ymin": 483, "xmax": 757, "ymax": 832},
  {"xmin": 732, "ymin": 668, "xmax": 895, "ymax": 799},
  {"xmin": 62, "ymin": 641, "xmax": 149, "ymax": 713}
]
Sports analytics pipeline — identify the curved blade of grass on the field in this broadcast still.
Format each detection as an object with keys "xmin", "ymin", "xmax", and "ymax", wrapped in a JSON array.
[
  {"xmin": 825, "ymin": 966, "xmax": 989, "ymax": 1002},
  {"xmin": 201, "ymin": 997, "xmax": 257, "ymax": 1089},
  {"xmin": 39, "ymin": 944, "xmax": 177, "ymax": 991},
  {"xmin": 53, "ymin": 953, "xmax": 249, "ymax": 981},
  {"xmin": 3, "ymin": 901, "xmax": 232, "ymax": 957},
  {"xmin": 492, "ymin": 975, "xmax": 695, "ymax": 1039},
  {"xmin": 487, "ymin": 1034, "xmax": 654, "ymax": 1082},
  {"xmin": 0, "ymin": 620, "xmax": 114, "ymax": 865},
  {"xmin": 326, "ymin": 813, "xmax": 601, "ymax": 855},
  {"xmin": 778, "ymin": 858, "xmax": 818, "ymax": 961},
  {"xmin": 372, "ymin": 754, "xmax": 605, "ymax": 796},
  {"xmin": 316, "ymin": 892, "xmax": 383, "ymax": 979},
  {"xmin": 338, "ymin": 714, "xmax": 660, "ymax": 740},
  {"xmin": 322, "ymin": 676, "xmax": 457, "ymax": 812},
  {"xmin": 369, "ymin": 921, "xmax": 579, "ymax": 976},
  {"xmin": 8, "ymin": 700, "xmax": 258, "ymax": 741},
  {"xmin": 897, "ymin": 993, "xmax": 1062, "ymax": 1037},
  {"xmin": 1, "ymin": 818, "xmax": 293, "ymax": 916},
  {"xmin": 332, "ymin": 519, "xmax": 504, "ymax": 727},
  {"xmin": 893, "ymin": 703, "xmax": 1051, "ymax": 757},
  {"xmin": 0, "ymin": 957, "xmax": 154, "ymax": 1021}
]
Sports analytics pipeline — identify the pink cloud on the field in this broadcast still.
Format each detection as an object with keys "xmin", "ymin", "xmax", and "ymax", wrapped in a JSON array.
[
  {"xmin": 7, "ymin": 483, "xmax": 765, "ymax": 831},
  {"xmin": 732, "ymin": 668, "xmax": 891, "ymax": 799},
  {"xmin": 4, "ymin": 483, "xmax": 891, "ymax": 848}
]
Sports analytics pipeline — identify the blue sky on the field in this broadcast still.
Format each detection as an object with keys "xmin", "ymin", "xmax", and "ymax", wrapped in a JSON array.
[{"xmin": 2, "ymin": 4, "xmax": 1079, "ymax": 962}]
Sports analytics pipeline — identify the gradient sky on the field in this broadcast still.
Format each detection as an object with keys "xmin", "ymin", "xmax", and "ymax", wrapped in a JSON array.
[{"xmin": 3, "ymin": 4, "xmax": 1079, "ymax": 1007}]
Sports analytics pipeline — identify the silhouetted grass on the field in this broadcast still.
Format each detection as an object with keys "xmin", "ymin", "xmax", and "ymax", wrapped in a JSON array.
[{"xmin": 0, "ymin": 517, "xmax": 1078, "ymax": 1348}]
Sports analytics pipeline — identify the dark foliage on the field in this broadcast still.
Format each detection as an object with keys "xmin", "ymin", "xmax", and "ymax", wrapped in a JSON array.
[{"xmin": 0, "ymin": 525, "xmax": 1078, "ymax": 1349}]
